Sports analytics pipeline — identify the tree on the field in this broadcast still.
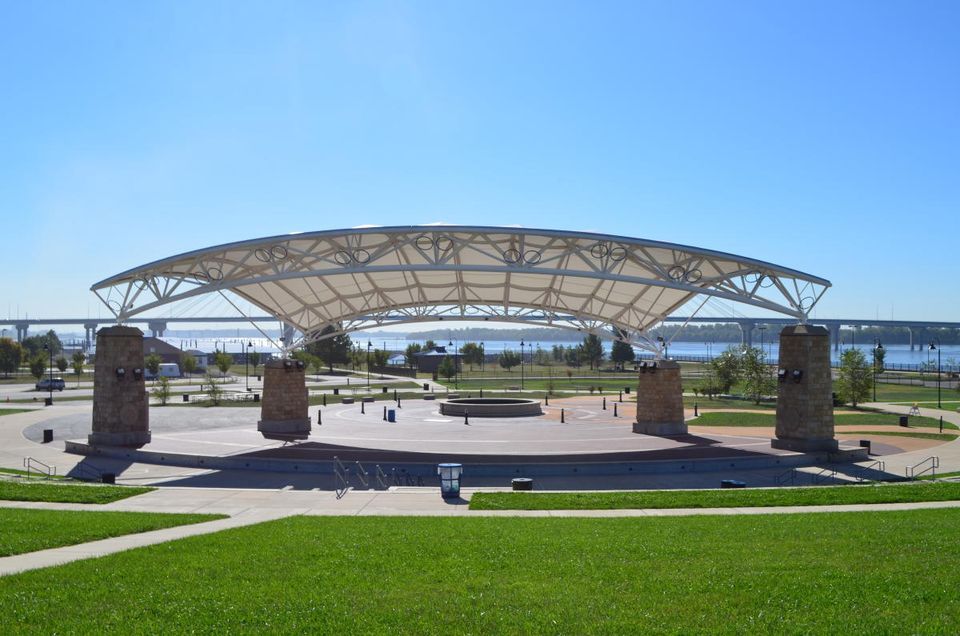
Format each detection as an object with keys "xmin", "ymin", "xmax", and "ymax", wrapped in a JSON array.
[
  {"xmin": 72, "ymin": 351, "xmax": 85, "ymax": 386},
  {"xmin": 180, "ymin": 352, "xmax": 197, "ymax": 379},
  {"xmin": 499, "ymin": 349, "xmax": 521, "ymax": 372},
  {"xmin": 837, "ymin": 348, "xmax": 872, "ymax": 408},
  {"xmin": 438, "ymin": 355, "xmax": 457, "ymax": 383},
  {"xmin": 581, "ymin": 334, "xmax": 604, "ymax": 370},
  {"xmin": 564, "ymin": 345, "xmax": 582, "ymax": 368},
  {"xmin": 611, "ymin": 340, "xmax": 635, "ymax": 369},
  {"xmin": 872, "ymin": 345, "xmax": 886, "ymax": 375},
  {"xmin": 21, "ymin": 330, "xmax": 62, "ymax": 359},
  {"xmin": 248, "ymin": 350, "xmax": 261, "ymax": 376},
  {"xmin": 214, "ymin": 351, "xmax": 233, "ymax": 378},
  {"xmin": 533, "ymin": 345, "xmax": 550, "ymax": 366},
  {"xmin": 305, "ymin": 325, "xmax": 352, "ymax": 373},
  {"xmin": 145, "ymin": 353, "xmax": 163, "ymax": 380},
  {"xmin": 424, "ymin": 340, "xmax": 436, "ymax": 351},
  {"xmin": 0, "ymin": 338, "xmax": 22, "ymax": 378},
  {"xmin": 740, "ymin": 347, "xmax": 775, "ymax": 405},
  {"xmin": 372, "ymin": 349, "xmax": 389, "ymax": 370},
  {"xmin": 204, "ymin": 372, "xmax": 223, "ymax": 406},
  {"xmin": 552, "ymin": 344, "xmax": 565, "ymax": 363},
  {"xmin": 311, "ymin": 354, "xmax": 325, "ymax": 379},
  {"xmin": 404, "ymin": 343, "xmax": 423, "ymax": 367},
  {"xmin": 710, "ymin": 347, "xmax": 742, "ymax": 394},
  {"xmin": 461, "ymin": 342, "xmax": 482, "ymax": 370},
  {"xmin": 55, "ymin": 356, "xmax": 68, "ymax": 374},
  {"xmin": 151, "ymin": 376, "xmax": 172, "ymax": 406},
  {"xmin": 30, "ymin": 355, "xmax": 46, "ymax": 381}
]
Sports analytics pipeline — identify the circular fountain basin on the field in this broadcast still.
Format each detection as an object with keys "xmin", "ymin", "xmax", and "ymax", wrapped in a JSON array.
[{"xmin": 440, "ymin": 397, "xmax": 543, "ymax": 417}]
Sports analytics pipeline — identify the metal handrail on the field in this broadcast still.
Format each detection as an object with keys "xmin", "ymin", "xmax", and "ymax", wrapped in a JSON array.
[
  {"xmin": 774, "ymin": 468, "xmax": 797, "ymax": 486},
  {"xmin": 810, "ymin": 468, "xmax": 837, "ymax": 485},
  {"xmin": 906, "ymin": 456, "xmax": 939, "ymax": 479},
  {"xmin": 375, "ymin": 465, "xmax": 389, "ymax": 490},
  {"xmin": 22, "ymin": 457, "xmax": 56, "ymax": 479},
  {"xmin": 354, "ymin": 461, "xmax": 369, "ymax": 488},
  {"xmin": 856, "ymin": 460, "xmax": 886, "ymax": 483},
  {"xmin": 333, "ymin": 456, "xmax": 349, "ymax": 498}
]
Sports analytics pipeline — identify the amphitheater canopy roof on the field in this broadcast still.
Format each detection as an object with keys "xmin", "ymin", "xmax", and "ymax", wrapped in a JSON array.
[{"xmin": 91, "ymin": 226, "xmax": 830, "ymax": 351}]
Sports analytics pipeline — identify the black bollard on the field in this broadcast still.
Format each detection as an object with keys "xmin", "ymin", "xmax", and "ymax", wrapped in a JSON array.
[
  {"xmin": 480, "ymin": 388, "xmax": 483, "ymax": 398},
  {"xmin": 397, "ymin": 397, "xmax": 401, "ymax": 409},
  {"xmin": 464, "ymin": 409, "xmax": 469, "ymax": 425},
  {"xmin": 545, "ymin": 394, "xmax": 549, "ymax": 406},
  {"xmin": 318, "ymin": 409, "xmax": 322, "ymax": 425},
  {"xmin": 361, "ymin": 401, "xmax": 365, "ymax": 414},
  {"xmin": 694, "ymin": 402, "xmax": 699, "ymax": 417},
  {"xmin": 394, "ymin": 389, "xmax": 397, "ymax": 402},
  {"xmin": 323, "ymin": 394, "xmax": 327, "ymax": 407},
  {"xmin": 603, "ymin": 397, "xmax": 607, "ymax": 410},
  {"xmin": 383, "ymin": 405, "xmax": 387, "ymax": 421},
  {"xmin": 561, "ymin": 408, "xmax": 565, "ymax": 423},
  {"xmin": 614, "ymin": 403, "xmax": 618, "ymax": 417},
  {"xmin": 619, "ymin": 390, "xmax": 623, "ymax": 402}
]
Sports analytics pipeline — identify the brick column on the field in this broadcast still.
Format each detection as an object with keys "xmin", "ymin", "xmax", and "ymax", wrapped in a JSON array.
[
  {"xmin": 634, "ymin": 359, "xmax": 687, "ymax": 435},
  {"xmin": 90, "ymin": 326, "xmax": 151, "ymax": 447},
  {"xmin": 772, "ymin": 324, "xmax": 838, "ymax": 452},
  {"xmin": 258, "ymin": 359, "xmax": 310, "ymax": 435}
]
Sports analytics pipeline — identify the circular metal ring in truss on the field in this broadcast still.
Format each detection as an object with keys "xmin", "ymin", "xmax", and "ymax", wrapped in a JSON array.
[{"xmin": 90, "ymin": 225, "xmax": 831, "ymax": 347}]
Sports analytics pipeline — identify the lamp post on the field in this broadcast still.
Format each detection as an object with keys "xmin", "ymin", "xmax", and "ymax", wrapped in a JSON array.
[
  {"xmin": 43, "ymin": 343, "xmax": 53, "ymax": 405},
  {"xmin": 245, "ymin": 341, "xmax": 252, "ymax": 391},
  {"xmin": 656, "ymin": 335, "xmax": 666, "ymax": 359},
  {"xmin": 480, "ymin": 341, "xmax": 484, "ymax": 375},
  {"xmin": 366, "ymin": 340, "xmax": 372, "ymax": 389},
  {"xmin": 448, "ymin": 339, "xmax": 459, "ymax": 388},
  {"xmin": 520, "ymin": 339, "xmax": 525, "ymax": 390},
  {"xmin": 873, "ymin": 339, "xmax": 883, "ymax": 402},
  {"xmin": 930, "ymin": 338, "xmax": 941, "ymax": 409}
]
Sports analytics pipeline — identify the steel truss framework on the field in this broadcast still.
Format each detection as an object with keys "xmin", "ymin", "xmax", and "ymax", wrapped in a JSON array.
[{"xmin": 91, "ymin": 226, "xmax": 830, "ymax": 353}]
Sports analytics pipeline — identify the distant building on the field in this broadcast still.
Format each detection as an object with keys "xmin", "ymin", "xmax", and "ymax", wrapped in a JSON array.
[
  {"xmin": 412, "ymin": 346, "xmax": 461, "ymax": 374},
  {"xmin": 143, "ymin": 337, "xmax": 183, "ymax": 364}
]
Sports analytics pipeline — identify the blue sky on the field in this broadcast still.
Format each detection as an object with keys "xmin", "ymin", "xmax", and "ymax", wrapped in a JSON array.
[{"xmin": 1, "ymin": 1, "xmax": 957, "ymax": 324}]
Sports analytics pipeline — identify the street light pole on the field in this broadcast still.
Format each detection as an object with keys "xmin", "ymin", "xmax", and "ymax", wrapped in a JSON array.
[
  {"xmin": 448, "ymin": 339, "xmax": 459, "ymax": 388},
  {"xmin": 930, "ymin": 339, "xmax": 941, "ymax": 409},
  {"xmin": 245, "ymin": 341, "xmax": 252, "ymax": 391},
  {"xmin": 520, "ymin": 339, "xmax": 525, "ymax": 390},
  {"xmin": 873, "ymin": 339, "xmax": 883, "ymax": 402},
  {"xmin": 44, "ymin": 343, "xmax": 53, "ymax": 405},
  {"xmin": 366, "ymin": 340, "xmax": 372, "ymax": 389}
]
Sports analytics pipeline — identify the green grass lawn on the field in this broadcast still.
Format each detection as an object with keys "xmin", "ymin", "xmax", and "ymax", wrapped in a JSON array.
[
  {"xmin": 1, "ymin": 512, "xmax": 959, "ymax": 632},
  {"xmin": 0, "ymin": 408, "xmax": 31, "ymax": 416},
  {"xmin": 470, "ymin": 482, "xmax": 960, "ymax": 511},
  {"xmin": 0, "ymin": 508, "xmax": 225, "ymax": 557},
  {"xmin": 0, "ymin": 481, "xmax": 154, "ymax": 504},
  {"xmin": 692, "ymin": 411, "xmax": 954, "ymax": 429}
]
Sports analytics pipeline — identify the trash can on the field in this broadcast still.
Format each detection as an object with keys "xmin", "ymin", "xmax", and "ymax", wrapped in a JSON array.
[
  {"xmin": 859, "ymin": 439, "xmax": 871, "ymax": 453},
  {"xmin": 253, "ymin": 393, "xmax": 260, "ymax": 402},
  {"xmin": 44, "ymin": 397, "xmax": 53, "ymax": 407},
  {"xmin": 624, "ymin": 387, "xmax": 630, "ymax": 394},
  {"xmin": 42, "ymin": 429, "xmax": 53, "ymax": 443},
  {"xmin": 437, "ymin": 463, "xmax": 463, "ymax": 499},
  {"xmin": 423, "ymin": 383, "xmax": 430, "ymax": 391},
  {"xmin": 183, "ymin": 394, "xmax": 190, "ymax": 402},
  {"xmin": 512, "ymin": 477, "xmax": 533, "ymax": 491},
  {"xmin": 387, "ymin": 409, "xmax": 396, "ymax": 422},
  {"xmin": 899, "ymin": 415, "xmax": 908, "ymax": 427},
  {"xmin": 333, "ymin": 388, "xmax": 339, "ymax": 395},
  {"xmin": 382, "ymin": 386, "xmax": 388, "ymax": 393},
  {"xmin": 721, "ymin": 479, "xmax": 746, "ymax": 488}
]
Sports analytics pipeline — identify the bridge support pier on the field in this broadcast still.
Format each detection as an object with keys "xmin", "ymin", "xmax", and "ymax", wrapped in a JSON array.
[
  {"xmin": 772, "ymin": 325, "xmax": 837, "ymax": 452},
  {"xmin": 90, "ymin": 326, "xmax": 151, "ymax": 447},
  {"xmin": 147, "ymin": 321, "xmax": 167, "ymax": 338},
  {"xmin": 83, "ymin": 323, "xmax": 98, "ymax": 352},
  {"xmin": 634, "ymin": 360, "xmax": 686, "ymax": 435},
  {"xmin": 258, "ymin": 359, "xmax": 310, "ymax": 436},
  {"xmin": 737, "ymin": 321, "xmax": 755, "ymax": 349},
  {"xmin": 828, "ymin": 323, "xmax": 841, "ymax": 352},
  {"xmin": 15, "ymin": 323, "xmax": 28, "ymax": 342}
]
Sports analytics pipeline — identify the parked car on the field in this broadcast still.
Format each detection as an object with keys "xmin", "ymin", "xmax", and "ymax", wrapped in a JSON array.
[{"xmin": 36, "ymin": 377, "xmax": 66, "ymax": 391}]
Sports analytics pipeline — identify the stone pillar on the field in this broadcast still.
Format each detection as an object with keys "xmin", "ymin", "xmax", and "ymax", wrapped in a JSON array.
[
  {"xmin": 258, "ymin": 359, "xmax": 310, "ymax": 435},
  {"xmin": 634, "ymin": 359, "xmax": 686, "ymax": 435},
  {"xmin": 90, "ymin": 326, "xmax": 151, "ymax": 447},
  {"xmin": 772, "ymin": 324, "xmax": 837, "ymax": 452}
]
